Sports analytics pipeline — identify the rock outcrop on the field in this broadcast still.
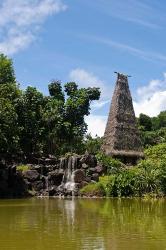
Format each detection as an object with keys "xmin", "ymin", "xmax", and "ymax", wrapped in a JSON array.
[{"xmin": 0, "ymin": 153, "xmax": 105, "ymax": 198}]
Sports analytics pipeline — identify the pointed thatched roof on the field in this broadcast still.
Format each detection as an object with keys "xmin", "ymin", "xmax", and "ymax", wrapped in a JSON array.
[{"xmin": 102, "ymin": 73, "xmax": 144, "ymax": 159}]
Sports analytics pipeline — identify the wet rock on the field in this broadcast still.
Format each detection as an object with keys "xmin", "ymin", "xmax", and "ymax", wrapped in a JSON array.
[
  {"xmin": 22, "ymin": 170, "xmax": 40, "ymax": 182},
  {"xmin": 30, "ymin": 164, "xmax": 41, "ymax": 172},
  {"xmin": 33, "ymin": 181, "xmax": 44, "ymax": 192},
  {"xmin": 73, "ymin": 169, "xmax": 85, "ymax": 183},
  {"xmin": 48, "ymin": 170, "xmax": 64, "ymax": 186},
  {"xmin": 79, "ymin": 181, "xmax": 88, "ymax": 188},
  {"xmin": 49, "ymin": 186, "xmax": 58, "ymax": 196},
  {"xmin": 89, "ymin": 168, "xmax": 96, "ymax": 174},
  {"xmin": 82, "ymin": 163, "xmax": 88, "ymax": 169},
  {"xmin": 95, "ymin": 165, "xmax": 104, "ymax": 174},
  {"xmin": 24, "ymin": 179, "xmax": 32, "ymax": 190},
  {"xmin": 91, "ymin": 173, "xmax": 99, "ymax": 182},
  {"xmin": 80, "ymin": 154, "xmax": 97, "ymax": 168},
  {"xmin": 85, "ymin": 176, "xmax": 91, "ymax": 183}
]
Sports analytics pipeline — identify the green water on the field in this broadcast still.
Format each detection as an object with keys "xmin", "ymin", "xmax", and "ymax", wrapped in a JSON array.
[{"xmin": 0, "ymin": 198, "xmax": 166, "ymax": 250}]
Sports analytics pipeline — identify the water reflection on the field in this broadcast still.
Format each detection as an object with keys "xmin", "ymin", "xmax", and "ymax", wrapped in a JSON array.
[{"xmin": 0, "ymin": 198, "xmax": 166, "ymax": 249}]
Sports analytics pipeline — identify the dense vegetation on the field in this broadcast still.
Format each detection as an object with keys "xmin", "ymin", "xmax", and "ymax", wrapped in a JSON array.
[
  {"xmin": 0, "ymin": 54, "xmax": 100, "ymax": 158},
  {"xmin": 81, "ymin": 108, "xmax": 166, "ymax": 198},
  {"xmin": 81, "ymin": 122, "xmax": 166, "ymax": 197},
  {"xmin": 1, "ymin": 53, "xmax": 166, "ymax": 198}
]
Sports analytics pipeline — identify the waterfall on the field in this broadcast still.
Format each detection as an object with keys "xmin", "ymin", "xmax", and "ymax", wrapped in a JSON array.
[
  {"xmin": 59, "ymin": 157, "xmax": 67, "ymax": 170},
  {"xmin": 62, "ymin": 156, "xmax": 78, "ymax": 193},
  {"xmin": 45, "ymin": 176, "xmax": 49, "ymax": 191}
]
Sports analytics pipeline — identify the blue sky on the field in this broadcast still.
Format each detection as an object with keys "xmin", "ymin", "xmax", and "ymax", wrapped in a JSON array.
[{"xmin": 0, "ymin": 0, "xmax": 166, "ymax": 136}]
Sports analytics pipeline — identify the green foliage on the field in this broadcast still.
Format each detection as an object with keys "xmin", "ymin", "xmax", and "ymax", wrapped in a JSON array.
[
  {"xmin": 64, "ymin": 82, "xmax": 78, "ymax": 96},
  {"xmin": 80, "ymin": 182, "xmax": 106, "ymax": 197},
  {"xmin": 160, "ymin": 161, "xmax": 166, "ymax": 194},
  {"xmin": 138, "ymin": 113, "xmax": 152, "ymax": 131},
  {"xmin": 0, "ymin": 54, "xmax": 16, "ymax": 84},
  {"xmin": 16, "ymin": 165, "xmax": 30, "ymax": 172},
  {"xmin": 17, "ymin": 86, "xmax": 45, "ymax": 154},
  {"xmin": 139, "ymin": 112, "xmax": 166, "ymax": 147},
  {"xmin": 140, "ymin": 128, "xmax": 166, "ymax": 148},
  {"xmin": 48, "ymin": 80, "xmax": 64, "ymax": 101},
  {"xmin": 0, "ymin": 98, "xmax": 20, "ymax": 153},
  {"xmin": 0, "ymin": 55, "xmax": 21, "ymax": 153},
  {"xmin": 0, "ymin": 54, "xmax": 101, "ymax": 157},
  {"xmin": 96, "ymin": 152, "xmax": 122, "ymax": 174},
  {"xmin": 158, "ymin": 111, "xmax": 166, "ymax": 128},
  {"xmin": 137, "ymin": 160, "xmax": 161, "ymax": 194},
  {"xmin": 144, "ymin": 143, "xmax": 166, "ymax": 162},
  {"xmin": 83, "ymin": 134, "xmax": 102, "ymax": 154},
  {"xmin": 95, "ymin": 145, "xmax": 166, "ymax": 198},
  {"xmin": 106, "ymin": 169, "xmax": 139, "ymax": 197}
]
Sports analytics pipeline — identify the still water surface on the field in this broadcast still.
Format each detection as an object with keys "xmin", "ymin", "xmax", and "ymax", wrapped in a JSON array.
[{"xmin": 0, "ymin": 198, "xmax": 166, "ymax": 250}]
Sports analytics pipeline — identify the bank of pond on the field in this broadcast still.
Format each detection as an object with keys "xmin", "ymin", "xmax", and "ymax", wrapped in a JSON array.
[{"xmin": 0, "ymin": 143, "xmax": 165, "ymax": 199}]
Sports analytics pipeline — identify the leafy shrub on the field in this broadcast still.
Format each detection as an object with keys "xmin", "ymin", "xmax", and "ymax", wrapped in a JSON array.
[
  {"xmin": 144, "ymin": 143, "xmax": 166, "ymax": 162},
  {"xmin": 159, "ymin": 161, "xmax": 166, "ymax": 194},
  {"xmin": 96, "ymin": 152, "xmax": 122, "ymax": 174},
  {"xmin": 80, "ymin": 182, "xmax": 106, "ymax": 197},
  {"xmin": 98, "ymin": 159, "xmax": 163, "ymax": 197},
  {"xmin": 16, "ymin": 165, "xmax": 30, "ymax": 172},
  {"xmin": 137, "ymin": 160, "xmax": 161, "ymax": 194},
  {"xmin": 107, "ymin": 168, "xmax": 139, "ymax": 197},
  {"xmin": 83, "ymin": 134, "xmax": 102, "ymax": 154}
]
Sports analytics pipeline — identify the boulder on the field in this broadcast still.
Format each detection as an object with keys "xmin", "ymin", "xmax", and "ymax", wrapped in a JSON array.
[
  {"xmin": 80, "ymin": 154, "xmax": 97, "ymax": 168},
  {"xmin": 79, "ymin": 181, "xmax": 88, "ymax": 188},
  {"xmin": 91, "ymin": 173, "xmax": 99, "ymax": 182},
  {"xmin": 23, "ymin": 170, "xmax": 40, "ymax": 182},
  {"xmin": 48, "ymin": 170, "xmax": 64, "ymax": 186},
  {"xmin": 33, "ymin": 181, "xmax": 44, "ymax": 192},
  {"xmin": 85, "ymin": 176, "xmax": 91, "ymax": 183},
  {"xmin": 73, "ymin": 169, "xmax": 85, "ymax": 183},
  {"xmin": 82, "ymin": 163, "xmax": 88, "ymax": 169},
  {"xmin": 49, "ymin": 186, "xmax": 58, "ymax": 196},
  {"xmin": 95, "ymin": 165, "xmax": 104, "ymax": 174},
  {"xmin": 89, "ymin": 168, "xmax": 96, "ymax": 174}
]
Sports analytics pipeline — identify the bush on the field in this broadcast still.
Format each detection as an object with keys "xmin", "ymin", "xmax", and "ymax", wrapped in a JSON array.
[
  {"xmin": 16, "ymin": 165, "xmax": 30, "ymax": 172},
  {"xmin": 83, "ymin": 134, "xmax": 102, "ymax": 154},
  {"xmin": 144, "ymin": 143, "xmax": 166, "ymax": 162},
  {"xmin": 96, "ymin": 152, "xmax": 122, "ymax": 174},
  {"xmin": 107, "ymin": 168, "xmax": 139, "ymax": 197},
  {"xmin": 98, "ymin": 159, "xmax": 163, "ymax": 197},
  {"xmin": 80, "ymin": 182, "xmax": 106, "ymax": 197},
  {"xmin": 137, "ymin": 160, "xmax": 161, "ymax": 194},
  {"xmin": 159, "ymin": 161, "xmax": 166, "ymax": 194}
]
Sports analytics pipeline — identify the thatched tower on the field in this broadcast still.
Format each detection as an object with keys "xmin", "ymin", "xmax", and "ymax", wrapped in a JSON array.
[{"xmin": 102, "ymin": 73, "xmax": 144, "ymax": 163}]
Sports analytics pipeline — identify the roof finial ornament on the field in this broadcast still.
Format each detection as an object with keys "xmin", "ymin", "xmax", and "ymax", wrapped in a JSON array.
[{"xmin": 114, "ymin": 71, "xmax": 132, "ymax": 78}]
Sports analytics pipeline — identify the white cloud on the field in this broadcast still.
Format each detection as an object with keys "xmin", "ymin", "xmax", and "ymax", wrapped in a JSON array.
[
  {"xmin": 134, "ymin": 91, "xmax": 166, "ymax": 117},
  {"xmin": 0, "ymin": 0, "xmax": 67, "ymax": 55},
  {"xmin": 91, "ymin": 100, "xmax": 110, "ymax": 110},
  {"xmin": 69, "ymin": 68, "xmax": 112, "ymax": 110},
  {"xmin": 69, "ymin": 68, "xmax": 108, "ymax": 96},
  {"xmin": 85, "ymin": 115, "xmax": 107, "ymax": 137},
  {"xmin": 134, "ymin": 73, "xmax": 166, "ymax": 117},
  {"xmin": 83, "ymin": 35, "xmax": 166, "ymax": 64},
  {"xmin": 94, "ymin": 0, "xmax": 162, "ymax": 29}
]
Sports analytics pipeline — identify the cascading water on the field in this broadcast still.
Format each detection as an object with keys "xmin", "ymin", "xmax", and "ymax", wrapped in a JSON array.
[
  {"xmin": 45, "ymin": 176, "xmax": 49, "ymax": 191},
  {"xmin": 61, "ymin": 156, "xmax": 78, "ymax": 194}
]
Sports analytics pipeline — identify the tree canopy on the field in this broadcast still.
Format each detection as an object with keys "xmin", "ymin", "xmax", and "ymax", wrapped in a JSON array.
[{"xmin": 0, "ymin": 54, "xmax": 101, "ymax": 157}]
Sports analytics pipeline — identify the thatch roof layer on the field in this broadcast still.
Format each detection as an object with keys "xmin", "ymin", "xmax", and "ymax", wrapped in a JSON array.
[{"xmin": 102, "ymin": 73, "xmax": 143, "ymax": 159}]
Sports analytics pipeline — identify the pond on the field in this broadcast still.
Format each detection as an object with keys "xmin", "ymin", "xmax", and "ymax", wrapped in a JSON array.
[{"xmin": 0, "ymin": 198, "xmax": 166, "ymax": 250}]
